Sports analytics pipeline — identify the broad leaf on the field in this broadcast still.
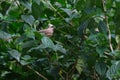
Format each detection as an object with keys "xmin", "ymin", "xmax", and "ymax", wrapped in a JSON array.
[
  {"xmin": 20, "ymin": 55, "xmax": 32, "ymax": 65},
  {"xmin": 98, "ymin": 21, "xmax": 107, "ymax": 34},
  {"xmin": 33, "ymin": 0, "xmax": 40, "ymax": 5},
  {"xmin": 0, "ymin": 31, "xmax": 11, "ymax": 41},
  {"xmin": 22, "ymin": 40, "xmax": 35, "ymax": 49},
  {"xmin": 32, "ymin": 2, "xmax": 43, "ymax": 19},
  {"xmin": 8, "ymin": 7, "xmax": 21, "ymax": 19},
  {"xmin": 96, "ymin": 46, "xmax": 107, "ymax": 57},
  {"xmin": 8, "ymin": 50, "xmax": 21, "ymax": 62},
  {"xmin": 20, "ymin": 0, "xmax": 31, "ymax": 11},
  {"xmin": 49, "ymin": 66, "xmax": 60, "ymax": 78},
  {"xmin": 41, "ymin": 36, "xmax": 54, "ymax": 49},
  {"xmin": 106, "ymin": 61, "xmax": 120, "ymax": 79},
  {"xmin": 76, "ymin": 58, "xmax": 84, "ymax": 74},
  {"xmin": 78, "ymin": 20, "xmax": 89, "ymax": 37},
  {"xmin": 54, "ymin": 44, "xmax": 66, "ymax": 54},
  {"xmin": 21, "ymin": 15, "xmax": 35, "ymax": 26},
  {"xmin": 28, "ymin": 44, "xmax": 46, "ymax": 52},
  {"xmin": 0, "ymin": 1, "xmax": 10, "ymax": 15},
  {"xmin": 24, "ymin": 24, "xmax": 35, "ymax": 39},
  {"xmin": 61, "ymin": 8, "xmax": 72, "ymax": 17},
  {"xmin": 95, "ymin": 62, "xmax": 107, "ymax": 76},
  {"xmin": 20, "ymin": 60, "xmax": 30, "ymax": 65}
]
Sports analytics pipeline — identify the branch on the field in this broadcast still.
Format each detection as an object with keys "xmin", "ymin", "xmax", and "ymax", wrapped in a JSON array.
[
  {"xmin": 27, "ymin": 65, "xmax": 48, "ymax": 80},
  {"xmin": 102, "ymin": 0, "xmax": 113, "ymax": 52}
]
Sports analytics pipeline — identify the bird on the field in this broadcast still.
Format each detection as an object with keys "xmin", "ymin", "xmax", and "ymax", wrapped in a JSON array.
[{"xmin": 39, "ymin": 24, "xmax": 54, "ymax": 37}]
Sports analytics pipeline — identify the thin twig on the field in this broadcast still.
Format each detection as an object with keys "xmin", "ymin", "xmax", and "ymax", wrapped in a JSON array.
[
  {"xmin": 27, "ymin": 65, "xmax": 48, "ymax": 80},
  {"xmin": 102, "ymin": 0, "xmax": 113, "ymax": 52}
]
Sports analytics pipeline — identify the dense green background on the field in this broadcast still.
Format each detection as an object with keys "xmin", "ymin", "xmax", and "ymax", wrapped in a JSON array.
[{"xmin": 0, "ymin": 0, "xmax": 120, "ymax": 80}]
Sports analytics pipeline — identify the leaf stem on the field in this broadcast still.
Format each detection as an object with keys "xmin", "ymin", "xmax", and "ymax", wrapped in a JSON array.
[{"xmin": 102, "ymin": 0, "xmax": 113, "ymax": 52}]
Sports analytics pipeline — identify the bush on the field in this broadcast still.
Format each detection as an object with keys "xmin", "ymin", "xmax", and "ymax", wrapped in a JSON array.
[{"xmin": 0, "ymin": 0, "xmax": 120, "ymax": 80}]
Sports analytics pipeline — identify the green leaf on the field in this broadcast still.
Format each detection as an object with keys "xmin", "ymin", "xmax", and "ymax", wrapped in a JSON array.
[
  {"xmin": 114, "ymin": 9, "xmax": 120, "ymax": 35},
  {"xmin": 0, "ymin": 31, "xmax": 12, "ymax": 40},
  {"xmin": 34, "ymin": 31, "xmax": 42, "ymax": 40},
  {"xmin": 28, "ymin": 44, "xmax": 46, "ymax": 52},
  {"xmin": 41, "ymin": 37, "xmax": 54, "ymax": 49},
  {"xmin": 61, "ymin": 8, "xmax": 72, "ymax": 17},
  {"xmin": 25, "ymin": 30, "xmax": 35, "ymax": 39},
  {"xmin": 87, "ymin": 18, "xmax": 98, "ymax": 34},
  {"xmin": 21, "ymin": 15, "xmax": 35, "ymax": 26},
  {"xmin": 40, "ymin": 0, "xmax": 51, "ymax": 10},
  {"xmin": 23, "ymin": 24, "xmax": 35, "ymax": 39},
  {"xmin": 116, "ymin": 35, "xmax": 120, "ymax": 44},
  {"xmin": 98, "ymin": 21, "xmax": 107, "ymax": 34},
  {"xmin": 49, "ymin": 66, "xmax": 60, "ymax": 78},
  {"xmin": 33, "ymin": 0, "xmax": 40, "ymax": 5},
  {"xmin": 8, "ymin": 7, "xmax": 21, "ymax": 19},
  {"xmin": 78, "ymin": 20, "xmax": 89, "ymax": 37},
  {"xmin": 96, "ymin": 46, "xmax": 107, "ymax": 57},
  {"xmin": 54, "ymin": 44, "xmax": 66, "ymax": 54},
  {"xmin": 53, "ymin": 0, "xmax": 66, "ymax": 7},
  {"xmin": 0, "ymin": 13, "xmax": 3, "ymax": 19},
  {"xmin": 20, "ymin": 0, "xmax": 31, "ymax": 11},
  {"xmin": 0, "ymin": 1, "xmax": 10, "ymax": 15},
  {"xmin": 22, "ymin": 55, "xmax": 31, "ymax": 60},
  {"xmin": 75, "ymin": 0, "xmax": 85, "ymax": 11},
  {"xmin": 20, "ymin": 55, "xmax": 32, "ymax": 65},
  {"xmin": 8, "ymin": 50, "xmax": 21, "ymax": 62},
  {"xmin": 106, "ymin": 61, "xmax": 120, "ymax": 79},
  {"xmin": 22, "ymin": 40, "xmax": 35, "ymax": 49},
  {"xmin": 76, "ymin": 58, "xmax": 84, "ymax": 74},
  {"xmin": 95, "ymin": 62, "xmax": 107, "ymax": 76},
  {"xmin": 32, "ymin": 2, "xmax": 43, "ymax": 19},
  {"xmin": 20, "ymin": 60, "xmax": 29, "ymax": 66}
]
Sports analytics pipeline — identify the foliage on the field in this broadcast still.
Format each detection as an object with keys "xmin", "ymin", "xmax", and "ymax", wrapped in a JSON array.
[{"xmin": 0, "ymin": 0, "xmax": 120, "ymax": 80}]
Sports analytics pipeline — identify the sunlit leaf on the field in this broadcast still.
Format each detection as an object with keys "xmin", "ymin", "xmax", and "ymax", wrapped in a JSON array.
[{"xmin": 76, "ymin": 58, "xmax": 84, "ymax": 74}]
